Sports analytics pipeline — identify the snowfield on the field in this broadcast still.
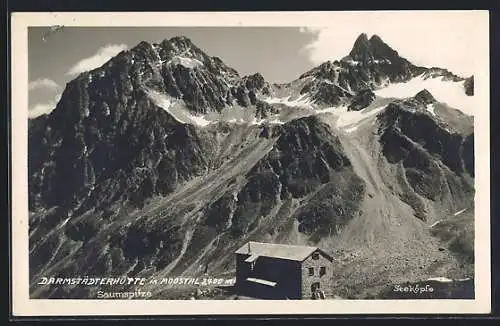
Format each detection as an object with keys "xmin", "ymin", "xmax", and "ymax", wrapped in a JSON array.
[
  {"xmin": 167, "ymin": 56, "xmax": 204, "ymax": 69},
  {"xmin": 145, "ymin": 89, "xmax": 213, "ymax": 127},
  {"xmin": 334, "ymin": 105, "xmax": 387, "ymax": 128},
  {"xmin": 315, "ymin": 104, "xmax": 387, "ymax": 131},
  {"xmin": 146, "ymin": 76, "xmax": 469, "ymax": 132},
  {"xmin": 262, "ymin": 94, "xmax": 315, "ymax": 109},
  {"xmin": 147, "ymin": 89, "xmax": 269, "ymax": 127},
  {"xmin": 374, "ymin": 74, "xmax": 475, "ymax": 116}
]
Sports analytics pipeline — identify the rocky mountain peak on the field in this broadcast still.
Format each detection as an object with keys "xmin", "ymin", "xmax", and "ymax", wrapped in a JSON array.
[
  {"xmin": 296, "ymin": 33, "xmax": 422, "ymax": 107},
  {"xmin": 348, "ymin": 33, "xmax": 400, "ymax": 63},
  {"xmin": 368, "ymin": 34, "xmax": 383, "ymax": 43},
  {"xmin": 161, "ymin": 36, "xmax": 207, "ymax": 60},
  {"xmin": 298, "ymin": 61, "xmax": 338, "ymax": 80},
  {"xmin": 414, "ymin": 89, "xmax": 436, "ymax": 105},
  {"xmin": 349, "ymin": 33, "xmax": 373, "ymax": 62},
  {"xmin": 368, "ymin": 34, "xmax": 400, "ymax": 60},
  {"xmin": 168, "ymin": 35, "xmax": 194, "ymax": 47},
  {"xmin": 243, "ymin": 73, "xmax": 266, "ymax": 90},
  {"xmin": 133, "ymin": 40, "xmax": 153, "ymax": 51}
]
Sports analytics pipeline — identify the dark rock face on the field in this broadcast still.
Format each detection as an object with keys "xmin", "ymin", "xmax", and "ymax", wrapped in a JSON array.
[
  {"xmin": 293, "ymin": 171, "xmax": 365, "ymax": 238},
  {"xmin": 464, "ymin": 76, "xmax": 474, "ymax": 96},
  {"xmin": 255, "ymin": 100, "xmax": 280, "ymax": 119},
  {"xmin": 120, "ymin": 219, "xmax": 184, "ymax": 271},
  {"xmin": 230, "ymin": 171, "xmax": 282, "ymax": 236},
  {"xmin": 244, "ymin": 73, "xmax": 268, "ymax": 93},
  {"xmin": 162, "ymin": 63, "xmax": 231, "ymax": 113},
  {"xmin": 28, "ymin": 79, "xmax": 220, "ymax": 214},
  {"xmin": 28, "ymin": 36, "xmax": 280, "ymax": 213},
  {"xmin": 348, "ymin": 89, "xmax": 376, "ymax": 111},
  {"xmin": 345, "ymin": 33, "xmax": 417, "ymax": 82},
  {"xmin": 414, "ymin": 89, "xmax": 436, "ymax": 105},
  {"xmin": 348, "ymin": 33, "xmax": 372, "ymax": 62},
  {"xmin": 379, "ymin": 102, "xmax": 473, "ymax": 175},
  {"xmin": 29, "ymin": 79, "xmax": 177, "ymax": 210},
  {"xmin": 300, "ymin": 79, "xmax": 353, "ymax": 107},
  {"xmin": 204, "ymin": 193, "xmax": 238, "ymax": 231},
  {"xmin": 420, "ymin": 67, "xmax": 464, "ymax": 82},
  {"xmin": 349, "ymin": 34, "xmax": 401, "ymax": 65},
  {"xmin": 377, "ymin": 99, "xmax": 474, "ymax": 219},
  {"xmin": 251, "ymin": 116, "xmax": 353, "ymax": 197},
  {"xmin": 189, "ymin": 116, "xmax": 366, "ymax": 240},
  {"xmin": 238, "ymin": 116, "xmax": 365, "ymax": 236}
]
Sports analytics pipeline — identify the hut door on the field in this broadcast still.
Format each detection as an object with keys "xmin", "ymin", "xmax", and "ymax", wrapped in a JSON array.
[{"xmin": 311, "ymin": 282, "xmax": 321, "ymax": 299}]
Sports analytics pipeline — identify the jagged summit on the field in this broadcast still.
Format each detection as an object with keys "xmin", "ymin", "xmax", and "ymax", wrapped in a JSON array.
[
  {"xmin": 369, "ymin": 34, "xmax": 383, "ymax": 42},
  {"xmin": 38, "ymin": 33, "xmax": 472, "ymax": 122},
  {"xmin": 295, "ymin": 33, "xmax": 421, "ymax": 107},
  {"xmin": 294, "ymin": 32, "xmax": 476, "ymax": 110},
  {"xmin": 349, "ymin": 33, "xmax": 371, "ymax": 61},
  {"xmin": 168, "ymin": 35, "xmax": 193, "ymax": 44},
  {"xmin": 347, "ymin": 33, "xmax": 401, "ymax": 64},
  {"xmin": 414, "ymin": 89, "xmax": 436, "ymax": 105},
  {"xmin": 135, "ymin": 36, "xmax": 195, "ymax": 52},
  {"xmin": 160, "ymin": 36, "xmax": 203, "ymax": 56},
  {"xmin": 368, "ymin": 34, "xmax": 401, "ymax": 60}
]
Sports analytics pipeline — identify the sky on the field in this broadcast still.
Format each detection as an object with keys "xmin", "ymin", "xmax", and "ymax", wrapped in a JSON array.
[{"xmin": 28, "ymin": 15, "xmax": 482, "ymax": 118}]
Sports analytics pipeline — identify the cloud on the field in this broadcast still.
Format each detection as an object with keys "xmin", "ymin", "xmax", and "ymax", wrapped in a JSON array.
[
  {"xmin": 28, "ymin": 103, "xmax": 55, "ymax": 118},
  {"xmin": 28, "ymin": 78, "xmax": 59, "ymax": 91},
  {"xmin": 298, "ymin": 12, "xmax": 481, "ymax": 78},
  {"xmin": 28, "ymin": 93, "xmax": 62, "ymax": 119},
  {"xmin": 66, "ymin": 43, "xmax": 128, "ymax": 76}
]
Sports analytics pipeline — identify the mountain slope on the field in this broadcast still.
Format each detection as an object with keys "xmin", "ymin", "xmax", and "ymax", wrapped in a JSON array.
[{"xmin": 28, "ymin": 33, "xmax": 475, "ymax": 299}]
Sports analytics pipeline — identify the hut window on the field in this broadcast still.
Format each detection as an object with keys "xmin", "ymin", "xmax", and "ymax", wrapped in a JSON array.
[
  {"xmin": 320, "ymin": 266, "xmax": 326, "ymax": 276},
  {"xmin": 312, "ymin": 252, "xmax": 319, "ymax": 260},
  {"xmin": 308, "ymin": 267, "xmax": 314, "ymax": 276}
]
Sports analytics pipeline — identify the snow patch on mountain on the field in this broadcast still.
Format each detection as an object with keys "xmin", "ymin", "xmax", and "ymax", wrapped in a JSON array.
[
  {"xmin": 226, "ymin": 118, "xmax": 246, "ymax": 124},
  {"xmin": 57, "ymin": 217, "xmax": 71, "ymax": 230},
  {"xmin": 147, "ymin": 88, "xmax": 274, "ymax": 127},
  {"xmin": 145, "ymin": 89, "xmax": 213, "ymax": 126},
  {"xmin": 374, "ymin": 74, "xmax": 475, "ymax": 116},
  {"xmin": 250, "ymin": 117, "xmax": 266, "ymax": 125},
  {"xmin": 189, "ymin": 114, "xmax": 212, "ymax": 127},
  {"xmin": 167, "ymin": 56, "xmax": 204, "ymax": 69},
  {"xmin": 267, "ymin": 118, "xmax": 286, "ymax": 125},
  {"xmin": 345, "ymin": 59, "xmax": 362, "ymax": 66},
  {"xmin": 262, "ymin": 94, "xmax": 314, "ymax": 109},
  {"xmin": 344, "ymin": 125, "xmax": 359, "ymax": 133},
  {"xmin": 316, "ymin": 104, "xmax": 386, "ymax": 130},
  {"xmin": 217, "ymin": 105, "xmax": 261, "ymax": 125},
  {"xmin": 426, "ymin": 104, "xmax": 436, "ymax": 115},
  {"xmin": 427, "ymin": 277, "xmax": 453, "ymax": 283},
  {"xmin": 370, "ymin": 59, "xmax": 391, "ymax": 64}
]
